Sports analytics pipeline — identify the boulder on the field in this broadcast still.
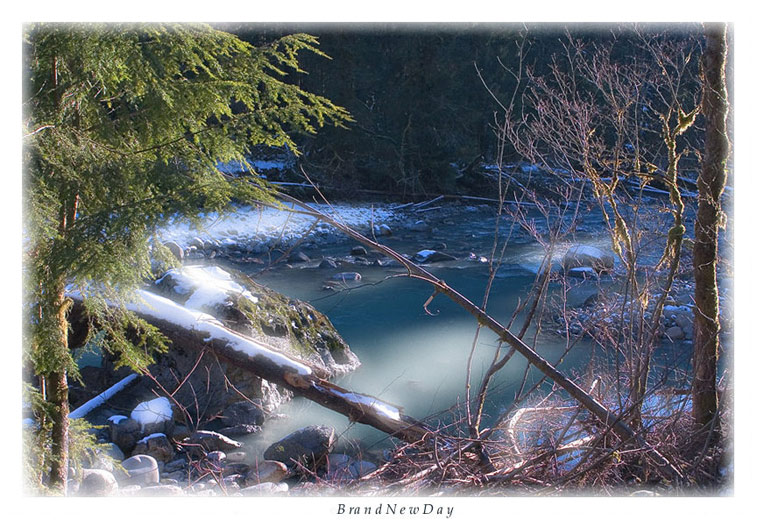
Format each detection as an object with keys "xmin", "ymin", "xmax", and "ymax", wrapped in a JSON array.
[
  {"xmin": 373, "ymin": 224, "xmax": 392, "ymax": 236},
  {"xmin": 163, "ymin": 241, "xmax": 184, "ymax": 262},
  {"xmin": 263, "ymin": 425, "xmax": 336, "ymax": 470},
  {"xmin": 665, "ymin": 326, "xmax": 685, "ymax": 341},
  {"xmin": 131, "ymin": 433, "xmax": 175, "ymax": 462},
  {"xmin": 563, "ymin": 245, "xmax": 614, "ymax": 273},
  {"xmin": 221, "ymin": 400, "xmax": 265, "ymax": 428},
  {"xmin": 318, "ymin": 258, "xmax": 339, "ymax": 269},
  {"xmin": 130, "ymin": 396, "xmax": 174, "ymax": 437},
  {"xmin": 567, "ymin": 267, "xmax": 598, "ymax": 280},
  {"xmin": 108, "ymin": 416, "xmax": 142, "ymax": 453},
  {"xmin": 79, "ymin": 469, "xmax": 119, "ymax": 496},
  {"xmin": 120, "ymin": 454, "xmax": 160, "ymax": 487}
]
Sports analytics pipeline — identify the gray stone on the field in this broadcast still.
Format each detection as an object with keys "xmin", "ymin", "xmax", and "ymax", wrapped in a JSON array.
[
  {"xmin": 189, "ymin": 237, "xmax": 205, "ymax": 250},
  {"xmin": 348, "ymin": 460, "xmax": 377, "ymax": 478},
  {"xmin": 287, "ymin": 251, "xmax": 310, "ymax": 264},
  {"xmin": 221, "ymin": 400, "xmax": 265, "ymax": 427},
  {"xmin": 566, "ymin": 283, "xmax": 599, "ymax": 308},
  {"xmin": 331, "ymin": 272, "xmax": 362, "ymax": 282},
  {"xmin": 226, "ymin": 451, "xmax": 248, "ymax": 464},
  {"xmin": 79, "ymin": 469, "xmax": 119, "ymax": 496},
  {"xmin": 665, "ymin": 326, "xmax": 685, "ymax": 341},
  {"xmin": 245, "ymin": 460, "xmax": 289, "ymax": 484},
  {"xmin": 163, "ymin": 241, "xmax": 184, "ymax": 262},
  {"xmin": 240, "ymin": 482, "xmax": 289, "ymax": 496},
  {"xmin": 120, "ymin": 454, "xmax": 160, "ymax": 487},
  {"xmin": 319, "ymin": 258, "xmax": 339, "ymax": 269},
  {"xmin": 263, "ymin": 425, "xmax": 336, "ymax": 469},
  {"xmin": 206, "ymin": 450, "xmax": 227, "ymax": 465},
  {"xmin": 108, "ymin": 416, "xmax": 141, "ymax": 453},
  {"xmin": 563, "ymin": 245, "xmax": 614, "ymax": 273},
  {"xmin": 164, "ymin": 457, "xmax": 188, "ymax": 473}
]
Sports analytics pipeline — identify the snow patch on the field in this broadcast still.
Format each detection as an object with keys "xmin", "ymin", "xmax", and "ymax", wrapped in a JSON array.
[
  {"xmin": 326, "ymin": 387, "xmax": 402, "ymax": 422},
  {"xmin": 108, "ymin": 415, "xmax": 129, "ymax": 425},
  {"xmin": 159, "ymin": 265, "xmax": 259, "ymax": 310},
  {"xmin": 131, "ymin": 397, "xmax": 173, "ymax": 431},
  {"xmin": 137, "ymin": 432, "xmax": 167, "ymax": 444}
]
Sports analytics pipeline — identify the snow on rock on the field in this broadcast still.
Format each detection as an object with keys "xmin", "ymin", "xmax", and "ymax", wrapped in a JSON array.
[
  {"xmin": 156, "ymin": 265, "xmax": 258, "ymax": 310},
  {"xmin": 131, "ymin": 397, "xmax": 173, "ymax": 431},
  {"xmin": 108, "ymin": 415, "xmax": 129, "ymax": 425},
  {"xmin": 128, "ymin": 289, "xmax": 313, "ymax": 376},
  {"xmin": 158, "ymin": 203, "xmax": 398, "ymax": 250}
]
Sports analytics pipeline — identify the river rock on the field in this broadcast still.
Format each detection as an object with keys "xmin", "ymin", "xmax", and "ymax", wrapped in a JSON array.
[
  {"xmin": 413, "ymin": 249, "xmax": 457, "ymax": 263},
  {"xmin": 120, "ymin": 454, "xmax": 160, "ymax": 487},
  {"xmin": 185, "ymin": 430, "xmax": 243, "ymax": 453},
  {"xmin": 163, "ymin": 241, "xmax": 184, "ymax": 262},
  {"xmin": 373, "ymin": 224, "xmax": 392, "ymax": 236},
  {"xmin": 350, "ymin": 246, "xmax": 368, "ymax": 256},
  {"xmin": 245, "ymin": 460, "xmax": 289, "ymax": 484},
  {"xmin": 319, "ymin": 258, "xmax": 339, "ymax": 269},
  {"xmin": 408, "ymin": 220, "xmax": 431, "ymax": 232},
  {"xmin": 189, "ymin": 237, "xmax": 205, "ymax": 250},
  {"xmin": 132, "ymin": 433, "xmax": 175, "ymax": 462},
  {"xmin": 108, "ymin": 416, "xmax": 141, "ymax": 453},
  {"xmin": 221, "ymin": 400, "xmax": 265, "ymax": 427},
  {"xmin": 566, "ymin": 283, "xmax": 599, "ymax": 308},
  {"xmin": 665, "ymin": 326, "xmax": 685, "ymax": 341},
  {"xmin": 563, "ymin": 245, "xmax": 614, "ymax": 273},
  {"xmin": 79, "ymin": 469, "xmax": 119, "ymax": 496},
  {"xmin": 331, "ymin": 272, "xmax": 362, "ymax": 282},
  {"xmin": 263, "ymin": 425, "xmax": 336, "ymax": 469},
  {"xmin": 287, "ymin": 251, "xmax": 310, "ymax": 264}
]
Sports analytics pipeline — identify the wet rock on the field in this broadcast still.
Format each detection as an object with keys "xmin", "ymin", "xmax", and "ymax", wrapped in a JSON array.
[
  {"xmin": 226, "ymin": 451, "xmax": 248, "ymax": 464},
  {"xmin": 373, "ymin": 224, "xmax": 392, "ymax": 236},
  {"xmin": 221, "ymin": 400, "xmax": 265, "ymax": 428},
  {"xmin": 287, "ymin": 251, "xmax": 310, "ymax": 264},
  {"xmin": 205, "ymin": 451, "xmax": 227, "ymax": 466},
  {"xmin": 189, "ymin": 237, "xmax": 205, "ymax": 250},
  {"xmin": 164, "ymin": 458, "xmax": 188, "ymax": 473},
  {"xmin": 563, "ymin": 245, "xmax": 614, "ymax": 273},
  {"xmin": 319, "ymin": 258, "xmax": 339, "ymax": 269},
  {"xmin": 566, "ymin": 283, "xmax": 599, "ymax": 308},
  {"xmin": 263, "ymin": 425, "xmax": 336, "ymax": 470},
  {"xmin": 350, "ymin": 246, "xmax": 368, "ymax": 256},
  {"xmin": 413, "ymin": 249, "xmax": 457, "ymax": 263},
  {"xmin": 331, "ymin": 272, "xmax": 362, "ymax": 282}
]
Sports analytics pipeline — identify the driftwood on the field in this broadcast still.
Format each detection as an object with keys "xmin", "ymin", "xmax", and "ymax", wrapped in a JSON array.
[{"xmin": 104, "ymin": 306, "xmax": 434, "ymax": 445}]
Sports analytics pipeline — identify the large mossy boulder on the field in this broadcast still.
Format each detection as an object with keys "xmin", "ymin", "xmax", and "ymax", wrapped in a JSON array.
[{"xmin": 90, "ymin": 265, "xmax": 359, "ymax": 423}]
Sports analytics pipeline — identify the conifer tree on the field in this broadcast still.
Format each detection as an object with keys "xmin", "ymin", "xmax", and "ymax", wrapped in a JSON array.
[{"xmin": 23, "ymin": 23, "xmax": 350, "ymax": 493}]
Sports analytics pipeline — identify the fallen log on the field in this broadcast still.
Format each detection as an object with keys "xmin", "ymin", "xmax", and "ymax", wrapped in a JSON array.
[{"xmin": 69, "ymin": 290, "xmax": 433, "ymax": 445}]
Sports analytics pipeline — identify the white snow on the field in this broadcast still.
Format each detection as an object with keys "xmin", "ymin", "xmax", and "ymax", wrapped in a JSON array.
[
  {"xmin": 158, "ymin": 265, "xmax": 259, "ymax": 310},
  {"xmin": 131, "ymin": 396, "xmax": 173, "ymax": 430},
  {"xmin": 108, "ymin": 415, "xmax": 129, "ymax": 425},
  {"xmin": 158, "ymin": 203, "xmax": 398, "ymax": 250},
  {"xmin": 414, "ymin": 249, "xmax": 435, "ymax": 261},
  {"xmin": 137, "ymin": 432, "xmax": 167, "ymax": 443},
  {"xmin": 124, "ymin": 289, "xmax": 312, "ymax": 376},
  {"xmin": 69, "ymin": 374, "xmax": 138, "ymax": 419}
]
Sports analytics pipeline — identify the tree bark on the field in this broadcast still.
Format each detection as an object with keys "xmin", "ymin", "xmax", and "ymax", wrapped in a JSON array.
[
  {"xmin": 693, "ymin": 23, "xmax": 730, "ymax": 427},
  {"xmin": 48, "ymin": 286, "xmax": 71, "ymax": 493}
]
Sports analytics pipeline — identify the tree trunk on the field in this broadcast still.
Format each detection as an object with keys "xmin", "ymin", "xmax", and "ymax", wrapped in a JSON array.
[
  {"xmin": 692, "ymin": 23, "xmax": 730, "ymax": 428},
  {"xmin": 47, "ymin": 287, "xmax": 71, "ymax": 493}
]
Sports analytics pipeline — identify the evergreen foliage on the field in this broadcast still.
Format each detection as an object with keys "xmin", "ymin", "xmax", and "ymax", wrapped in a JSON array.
[{"xmin": 23, "ymin": 22, "xmax": 350, "ymax": 491}]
